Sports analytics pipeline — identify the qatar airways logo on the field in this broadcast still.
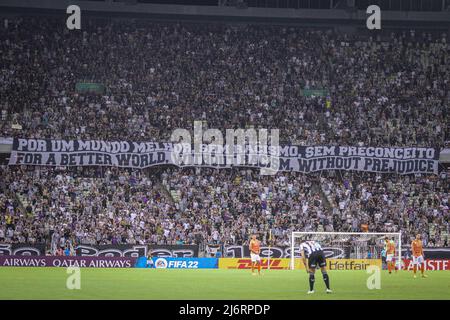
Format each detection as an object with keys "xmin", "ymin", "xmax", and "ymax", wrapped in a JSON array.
[{"xmin": 171, "ymin": 121, "xmax": 280, "ymax": 175}]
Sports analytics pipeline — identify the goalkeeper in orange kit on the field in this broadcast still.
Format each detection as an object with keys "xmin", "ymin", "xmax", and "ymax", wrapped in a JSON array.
[
  {"xmin": 411, "ymin": 234, "xmax": 428, "ymax": 278},
  {"xmin": 249, "ymin": 234, "xmax": 262, "ymax": 276},
  {"xmin": 384, "ymin": 236, "xmax": 397, "ymax": 274}
]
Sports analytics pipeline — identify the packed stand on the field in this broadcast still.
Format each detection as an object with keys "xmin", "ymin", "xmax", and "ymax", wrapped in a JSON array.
[
  {"xmin": 1, "ymin": 165, "xmax": 448, "ymax": 249},
  {"xmin": 321, "ymin": 171, "xmax": 449, "ymax": 246},
  {"xmin": 0, "ymin": 18, "xmax": 448, "ymax": 146}
]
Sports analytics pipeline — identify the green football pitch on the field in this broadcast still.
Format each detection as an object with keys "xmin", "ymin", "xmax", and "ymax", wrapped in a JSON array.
[{"xmin": 0, "ymin": 268, "xmax": 449, "ymax": 300}]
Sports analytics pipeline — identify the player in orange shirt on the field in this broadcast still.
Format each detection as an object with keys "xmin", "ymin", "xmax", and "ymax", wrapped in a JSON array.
[
  {"xmin": 384, "ymin": 236, "xmax": 397, "ymax": 274},
  {"xmin": 249, "ymin": 234, "xmax": 262, "ymax": 276},
  {"xmin": 411, "ymin": 234, "xmax": 427, "ymax": 278}
]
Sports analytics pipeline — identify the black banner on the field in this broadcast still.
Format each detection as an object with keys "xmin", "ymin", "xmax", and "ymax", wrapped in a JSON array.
[
  {"xmin": 75, "ymin": 244, "xmax": 199, "ymax": 257},
  {"xmin": 403, "ymin": 247, "xmax": 450, "ymax": 259},
  {"xmin": 0, "ymin": 243, "xmax": 46, "ymax": 256},
  {"xmin": 3, "ymin": 243, "xmax": 449, "ymax": 259},
  {"xmin": 224, "ymin": 245, "xmax": 450, "ymax": 259},
  {"xmin": 224, "ymin": 245, "xmax": 346, "ymax": 259},
  {"xmin": 0, "ymin": 244, "xmax": 199, "ymax": 257}
]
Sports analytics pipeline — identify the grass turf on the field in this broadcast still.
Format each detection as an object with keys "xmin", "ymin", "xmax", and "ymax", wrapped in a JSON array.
[{"xmin": 0, "ymin": 268, "xmax": 448, "ymax": 300}]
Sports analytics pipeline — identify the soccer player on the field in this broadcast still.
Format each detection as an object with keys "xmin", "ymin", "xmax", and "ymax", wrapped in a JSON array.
[
  {"xmin": 384, "ymin": 236, "xmax": 396, "ymax": 274},
  {"xmin": 411, "ymin": 234, "xmax": 427, "ymax": 278},
  {"xmin": 249, "ymin": 234, "xmax": 262, "ymax": 276},
  {"xmin": 300, "ymin": 240, "xmax": 332, "ymax": 294}
]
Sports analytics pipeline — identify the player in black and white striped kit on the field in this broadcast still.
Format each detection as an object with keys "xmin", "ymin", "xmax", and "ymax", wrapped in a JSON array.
[{"xmin": 300, "ymin": 240, "xmax": 332, "ymax": 294}]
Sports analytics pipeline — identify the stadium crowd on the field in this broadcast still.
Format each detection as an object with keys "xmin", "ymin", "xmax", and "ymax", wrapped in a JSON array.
[
  {"xmin": 0, "ymin": 18, "xmax": 448, "ymax": 146},
  {"xmin": 0, "ymin": 17, "xmax": 449, "ymax": 253},
  {"xmin": 0, "ymin": 165, "xmax": 448, "ymax": 250}
]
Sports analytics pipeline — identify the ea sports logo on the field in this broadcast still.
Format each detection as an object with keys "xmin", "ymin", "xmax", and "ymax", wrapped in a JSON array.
[{"xmin": 154, "ymin": 258, "xmax": 168, "ymax": 269}]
